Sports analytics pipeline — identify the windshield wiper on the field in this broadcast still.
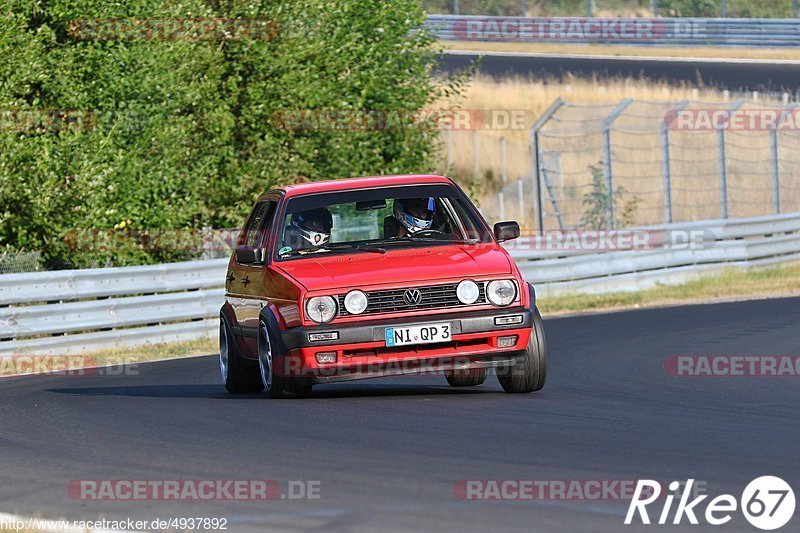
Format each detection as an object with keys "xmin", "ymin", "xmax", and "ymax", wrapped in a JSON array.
[
  {"xmin": 383, "ymin": 236, "xmax": 479, "ymax": 245},
  {"xmin": 322, "ymin": 243, "xmax": 386, "ymax": 254},
  {"xmin": 281, "ymin": 243, "xmax": 386, "ymax": 257}
]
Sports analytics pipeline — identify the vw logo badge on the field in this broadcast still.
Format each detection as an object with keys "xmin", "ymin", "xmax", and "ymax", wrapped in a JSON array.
[{"xmin": 403, "ymin": 288, "xmax": 422, "ymax": 306}]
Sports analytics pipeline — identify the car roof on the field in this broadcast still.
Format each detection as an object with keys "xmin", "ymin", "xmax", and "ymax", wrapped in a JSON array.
[{"xmin": 259, "ymin": 174, "xmax": 455, "ymax": 200}]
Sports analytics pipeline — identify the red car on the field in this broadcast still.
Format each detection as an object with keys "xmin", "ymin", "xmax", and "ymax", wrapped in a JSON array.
[{"xmin": 219, "ymin": 175, "xmax": 547, "ymax": 398}]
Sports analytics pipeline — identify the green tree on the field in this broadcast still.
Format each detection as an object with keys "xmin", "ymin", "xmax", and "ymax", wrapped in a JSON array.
[{"xmin": 0, "ymin": 0, "xmax": 457, "ymax": 268}]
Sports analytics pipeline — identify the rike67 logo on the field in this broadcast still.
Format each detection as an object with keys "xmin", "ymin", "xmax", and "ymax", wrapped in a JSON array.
[{"xmin": 626, "ymin": 477, "xmax": 795, "ymax": 530}]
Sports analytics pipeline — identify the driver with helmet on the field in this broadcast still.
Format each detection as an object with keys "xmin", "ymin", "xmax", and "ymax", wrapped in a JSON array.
[
  {"xmin": 387, "ymin": 197, "xmax": 436, "ymax": 238},
  {"xmin": 282, "ymin": 207, "xmax": 333, "ymax": 253}
]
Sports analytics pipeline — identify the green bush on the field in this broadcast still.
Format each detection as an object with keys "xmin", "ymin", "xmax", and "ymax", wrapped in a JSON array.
[{"xmin": 0, "ymin": 0, "xmax": 458, "ymax": 268}]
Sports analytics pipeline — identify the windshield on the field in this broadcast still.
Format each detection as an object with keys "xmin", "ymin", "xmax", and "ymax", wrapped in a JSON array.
[{"xmin": 275, "ymin": 184, "xmax": 491, "ymax": 260}]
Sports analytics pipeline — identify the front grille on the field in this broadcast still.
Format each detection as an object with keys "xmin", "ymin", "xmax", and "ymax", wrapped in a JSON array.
[{"xmin": 338, "ymin": 283, "xmax": 487, "ymax": 316}]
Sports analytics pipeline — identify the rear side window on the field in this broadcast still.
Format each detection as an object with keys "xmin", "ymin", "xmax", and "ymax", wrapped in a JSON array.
[{"xmin": 240, "ymin": 201, "xmax": 275, "ymax": 248}]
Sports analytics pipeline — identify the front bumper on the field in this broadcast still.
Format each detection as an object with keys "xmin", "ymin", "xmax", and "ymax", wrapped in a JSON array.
[{"xmin": 277, "ymin": 307, "xmax": 533, "ymax": 383}]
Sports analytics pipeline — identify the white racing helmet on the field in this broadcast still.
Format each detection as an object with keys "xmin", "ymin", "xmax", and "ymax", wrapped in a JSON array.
[{"xmin": 291, "ymin": 207, "xmax": 333, "ymax": 246}]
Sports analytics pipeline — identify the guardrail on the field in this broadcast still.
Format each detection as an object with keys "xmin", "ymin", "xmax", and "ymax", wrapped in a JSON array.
[
  {"xmin": 0, "ymin": 259, "xmax": 228, "ymax": 356},
  {"xmin": 426, "ymin": 15, "xmax": 800, "ymax": 47},
  {"xmin": 0, "ymin": 212, "xmax": 797, "ymax": 355}
]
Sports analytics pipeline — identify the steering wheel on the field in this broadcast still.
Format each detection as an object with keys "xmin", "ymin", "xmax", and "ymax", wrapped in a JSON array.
[{"xmin": 412, "ymin": 229, "xmax": 447, "ymax": 238}]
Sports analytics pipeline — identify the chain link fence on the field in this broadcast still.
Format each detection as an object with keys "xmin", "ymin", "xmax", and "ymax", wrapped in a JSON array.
[
  {"xmin": 0, "ymin": 251, "xmax": 42, "ymax": 274},
  {"xmin": 445, "ymin": 97, "xmax": 800, "ymax": 231}
]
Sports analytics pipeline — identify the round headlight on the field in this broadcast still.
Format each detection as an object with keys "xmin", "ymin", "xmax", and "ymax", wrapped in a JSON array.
[
  {"xmin": 486, "ymin": 280, "xmax": 517, "ymax": 307},
  {"xmin": 344, "ymin": 290, "xmax": 368, "ymax": 315},
  {"xmin": 306, "ymin": 296, "xmax": 337, "ymax": 323},
  {"xmin": 456, "ymin": 280, "xmax": 480, "ymax": 305}
]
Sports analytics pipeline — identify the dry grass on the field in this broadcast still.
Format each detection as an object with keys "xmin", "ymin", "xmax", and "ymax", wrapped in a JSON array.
[{"xmin": 439, "ymin": 40, "xmax": 800, "ymax": 61}]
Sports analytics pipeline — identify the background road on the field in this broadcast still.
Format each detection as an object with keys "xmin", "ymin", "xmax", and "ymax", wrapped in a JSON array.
[
  {"xmin": 1, "ymin": 297, "xmax": 799, "ymax": 532},
  {"xmin": 440, "ymin": 51, "xmax": 800, "ymax": 93}
]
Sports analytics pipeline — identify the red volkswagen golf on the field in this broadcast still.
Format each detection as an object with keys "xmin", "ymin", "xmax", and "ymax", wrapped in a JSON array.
[{"xmin": 219, "ymin": 175, "xmax": 547, "ymax": 398}]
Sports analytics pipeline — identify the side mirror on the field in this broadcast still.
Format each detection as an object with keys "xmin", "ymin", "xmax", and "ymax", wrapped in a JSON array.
[
  {"xmin": 235, "ymin": 246, "xmax": 264, "ymax": 264},
  {"xmin": 494, "ymin": 221, "xmax": 520, "ymax": 243}
]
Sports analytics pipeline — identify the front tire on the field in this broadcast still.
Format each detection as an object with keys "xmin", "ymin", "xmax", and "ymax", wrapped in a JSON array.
[
  {"xmin": 445, "ymin": 368, "xmax": 488, "ymax": 387},
  {"xmin": 220, "ymin": 317, "xmax": 263, "ymax": 393},
  {"xmin": 498, "ymin": 308, "xmax": 547, "ymax": 394},
  {"xmin": 258, "ymin": 321, "xmax": 312, "ymax": 399}
]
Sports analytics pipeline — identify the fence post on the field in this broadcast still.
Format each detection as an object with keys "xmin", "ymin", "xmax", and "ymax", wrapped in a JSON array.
[
  {"xmin": 717, "ymin": 129, "xmax": 728, "ymax": 219},
  {"xmin": 454, "ymin": 0, "xmax": 459, "ymax": 16},
  {"xmin": 521, "ymin": 0, "xmax": 527, "ymax": 16},
  {"xmin": 530, "ymin": 98, "xmax": 564, "ymax": 232},
  {"xmin": 795, "ymin": 0, "xmax": 799, "ymax": 18},
  {"xmin": 517, "ymin": 178, "xmax": 525, "ymax": 221},
  {"xmin": 586, "ymin": 0, "xmax": 592, "ymax": 17},
  {"xmin": 661, "ymin": 100, "xmax": 690, "ymax": 224},
  {"xmin": 501, "ymin": 137, "xmax": 508, "ymax": 185},
  {"xmin": 652, "ymin": 0, "xmax": 658, "ymax": 17},
  {"xmin": 602, "ymin": 99, "xmax": 634, "ymax": 230},
  {"xmin": 498, "ymin": 191, "xmax": 506, "ymax": 222},
  {"xmin": 770, "ymin": 125, "xmax": 780, "ymax": 215},
  {"xmin": 717, "ymin": 99, "xmax": 745, "ymax": 219},
  {"xmin": 770, "ymin": 106, "xmax": 795, "ymax": 214},
  {"xmin": 721, "ymin": 0, "xmax": 727, "ymax": 17},
  {"xmin": 446, "ymin": 129, "xmax": 453, "ymax": 169},
  {"xmin": 472, "ymin": 129, "xmax": 479, "ymax": 178}
]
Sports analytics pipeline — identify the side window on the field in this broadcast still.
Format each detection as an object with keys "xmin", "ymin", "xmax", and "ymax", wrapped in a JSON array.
[
  {"xmin": 239, "ymin": 201, "xmax": 277, "ymax": 262},
  {"xmin": 241, "ymin": 202, "xmax": 269, "ymax": 247}
]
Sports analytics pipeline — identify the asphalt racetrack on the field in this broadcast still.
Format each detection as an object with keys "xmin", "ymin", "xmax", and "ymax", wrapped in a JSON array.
[
  {"xmin": 440, "ymin": 50, "xmax": 800, "ymax": 93},
  {"xmin": 1, "ymin": 297, "xmax": 798, "ymax": 532}
]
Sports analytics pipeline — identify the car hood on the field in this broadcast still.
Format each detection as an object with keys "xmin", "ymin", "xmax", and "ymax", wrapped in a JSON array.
[{"xmin": 274, "ymin": 244, "xmax": 513, "ymax": 292}]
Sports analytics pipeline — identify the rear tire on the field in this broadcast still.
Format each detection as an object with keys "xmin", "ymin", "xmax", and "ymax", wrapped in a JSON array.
[
  {"xmin": 445, "ymin": 368, "xmax": 488, "ymax": 387},
  {"xmin": 258, "ymin": 321, "xmax": 312, "ymax": 399},
  {"xmin": 220, "ymin": 317, "xmax": 263, "ymax": 394},
  {"xmin": 498, "ymin": 307, "xmax": 547, "ymax": 394}
]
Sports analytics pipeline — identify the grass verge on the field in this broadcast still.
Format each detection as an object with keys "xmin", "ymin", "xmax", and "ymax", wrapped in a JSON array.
[{"xmin": 538, "ymin": 261, "xmax": 800, "ymax": 315}]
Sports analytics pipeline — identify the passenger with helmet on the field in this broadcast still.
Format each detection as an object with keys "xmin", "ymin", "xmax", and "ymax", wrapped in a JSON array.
[
  {"xmin": 385, "ymin": 197, "xmax": 438, "ymax": 239},
  {"xmin": 282, "ymin": 207, "xmax": 333, "ymax": 253}
]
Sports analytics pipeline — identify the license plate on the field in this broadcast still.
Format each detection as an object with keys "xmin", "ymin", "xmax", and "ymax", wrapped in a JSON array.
[{"xmin": 385, "ymin": 323, "xmax": 451, "ymax": 347}]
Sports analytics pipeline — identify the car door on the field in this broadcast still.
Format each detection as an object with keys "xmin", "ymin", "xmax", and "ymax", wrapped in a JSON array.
[{"xmin": 226, "ymin": 199, "xmax": 277, "ymax": 353}]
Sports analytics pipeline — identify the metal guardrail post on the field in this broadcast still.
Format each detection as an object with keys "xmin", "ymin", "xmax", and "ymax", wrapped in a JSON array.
[
  {"xmin": 499, "ymin": 191, "xmax": 506, "ymax": 222},
  {"xmin": 662, "ymin": 100, "xmax": 691, "ymax": 224},
  {"xmin": 770, "ymin": 124, "xmax": 780, "ymax": 215},
  {"xmin": 454, "ymin": 0, "xmax": 459, "ymax": 16},
  {"xmin": 717, "ymin": 99, "xmax": 745, "ymax": 219},
  {"xmin": 446, "ymin": 129, "xmax": 453, "ymax": 168},
  {"xmin": 770, "ymin": 106, "xmax": 797, "ymax": 214},
  {"xmin": 722, "ymin": 0, "xmax": 728, "ymax": 17},
  {"xmin": 521, "ymin": 0, "xmax": 527, "ymax": 16},
  {"xmin": 795, "ymin": 0, "xmax": 799, "ymax": 18},
  {"xmin": 603, "ymin": 99, "xmax": 634, "ymax": 230},
  {"xmin": 586, "ymin": 0, "xmax": 592, "ymax": 17},
  {"xmin": 472, "ymin": 129, "xmax": 479, "ymax": 178},
  {"xmin": 517, "ymin": 178, "xmax": 525, "ymax": 222},
  {"xmin": 653, "ymin": 0, "xmax": 659, "ymax": 17},
  {"xmin": 530, "ymin": 98, "xmax": 565, "ymax": 232},
  {"xmin": 501, "ymin": 137, "xmax": 508, "ymax": 185}
]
